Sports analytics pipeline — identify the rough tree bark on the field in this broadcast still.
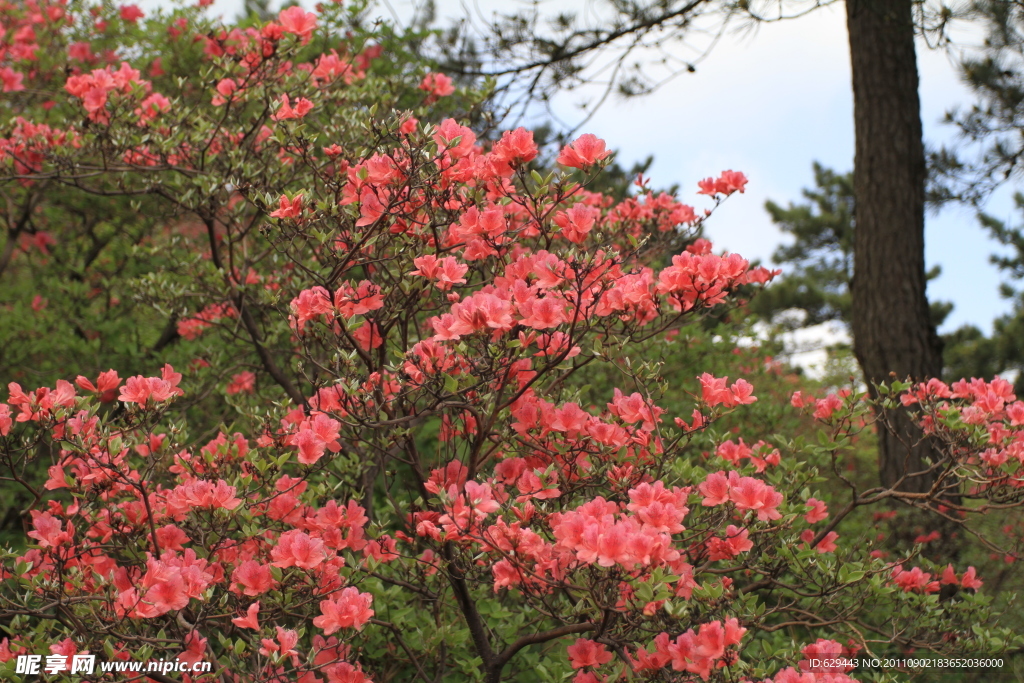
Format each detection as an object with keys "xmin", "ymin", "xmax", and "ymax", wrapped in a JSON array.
[{"xmin": 846, "ymin": 0, "xmax": 946, "ymax": 494}]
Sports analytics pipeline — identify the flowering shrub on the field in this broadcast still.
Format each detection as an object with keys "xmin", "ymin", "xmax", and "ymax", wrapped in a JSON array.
[
  {"xmin": 1, "ymin": 1, "xmax": 1023, "ymax": 682},
  {"xmin": 0, "ymin": 0, "xmax": 469, "ymax": 398}
]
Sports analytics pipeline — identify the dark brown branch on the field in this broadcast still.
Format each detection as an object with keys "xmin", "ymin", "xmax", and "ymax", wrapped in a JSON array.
[
  {"xmin": 233, "ymin": 293, "xmax": 306, "ymax": 407},
  {"xmin": 493, "ymin": 622, "xmax": 596, "ymax": 671},
  {"xmin": 440, "ymin": 543, "xmax": 496, "ymax": 675}
]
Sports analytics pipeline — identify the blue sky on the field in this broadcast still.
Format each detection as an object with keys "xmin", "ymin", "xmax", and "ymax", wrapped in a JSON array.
[{"xmin": 147, "ymin": 0, "xmax": 1020, "ymax": 334}]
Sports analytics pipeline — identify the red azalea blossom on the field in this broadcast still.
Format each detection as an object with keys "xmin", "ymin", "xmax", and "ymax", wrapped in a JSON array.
[{"xmin": 556, "ymin": 134, "xmax": 612, "ymax": 169}]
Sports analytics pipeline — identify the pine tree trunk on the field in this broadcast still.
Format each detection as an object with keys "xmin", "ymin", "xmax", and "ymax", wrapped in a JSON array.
[{"xmin": 846, "ymin": 0, "xmax": 945, "ymax": 494}]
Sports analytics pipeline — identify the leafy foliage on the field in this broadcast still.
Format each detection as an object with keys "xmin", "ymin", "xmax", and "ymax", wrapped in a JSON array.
[{"xmin": 0, "ymin": 3, "xmax": 1022, "ymax": 683}]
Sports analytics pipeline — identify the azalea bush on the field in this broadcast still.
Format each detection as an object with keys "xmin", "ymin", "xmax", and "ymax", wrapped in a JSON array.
[
  {"xmin": 0, "ymin": 0, "xmax": 473, "ymax": 397},
  {"xmin": 0, "ymin": 0, "xmax": 478, "ymax": 536},
  {"xmin": 2, "ymin": 2, "xmax": 1024, "ymax": 683}
]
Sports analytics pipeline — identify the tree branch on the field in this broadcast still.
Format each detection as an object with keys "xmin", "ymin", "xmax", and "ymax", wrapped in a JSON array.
[{"xmin": 493, "ymin": 621, "xmax": 596, "ymax": 670}]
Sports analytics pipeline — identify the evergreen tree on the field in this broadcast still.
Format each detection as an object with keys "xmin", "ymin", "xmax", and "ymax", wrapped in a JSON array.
[
  {"xmin": 913, "ymin": 0, "xmax": 1024, "ymax": 390},
  {"xmin": 241, "ymin": 0, "xmax": 275, "ymax": 22},
  {"xmin": 970, "ymin": 195, "xmax": 1024, "ymax": 389},
  {"xmin": 931, "ymin": 0, "xmax": 1024, "ymax": 204},
  {"xmin": 751, "ymin": 163, "xmax": 854, "ymax": 327},
  {"xmin": 754, "ymin": 164, "xmax": 985, "ymax": 380}
]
